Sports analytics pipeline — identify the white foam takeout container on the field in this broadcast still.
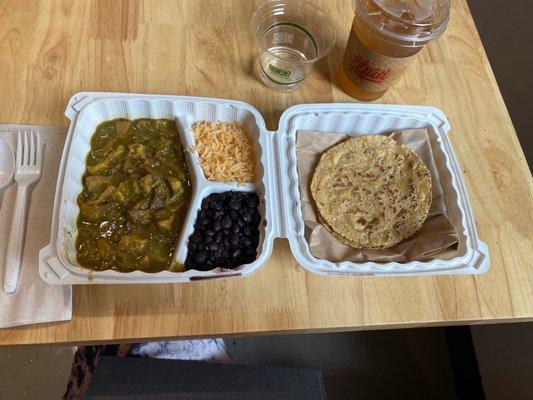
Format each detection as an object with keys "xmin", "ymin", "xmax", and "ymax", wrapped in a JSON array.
[{"xmin": 39, "ymin": 92, "xmax": 489, "ymax": 284}]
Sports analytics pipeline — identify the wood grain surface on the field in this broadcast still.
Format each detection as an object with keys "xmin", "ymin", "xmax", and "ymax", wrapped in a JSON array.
[{"xmin": 0, "ymin": 0, "xmax": 531, "ymax": 346}]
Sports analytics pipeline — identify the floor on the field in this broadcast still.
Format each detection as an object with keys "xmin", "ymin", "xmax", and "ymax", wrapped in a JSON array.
[
  {"xmin": 0, "ymin": 1, "xmax": 532, "ymax": 399},
  {"xmin": 0, "ymin": 345, "xmax": 73, "ymax": 400},
  {"xmin": 472, "ymin": 323, "xmax": 533, "ymax": 400},
  {"xmin": 468, "ymin": 0, "xmax": 533, "ymax": 166}
]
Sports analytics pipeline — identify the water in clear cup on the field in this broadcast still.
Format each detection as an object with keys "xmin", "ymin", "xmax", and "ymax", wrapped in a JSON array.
[
  {"xmin": 251, "ymin": 1, "xmax": 335, "ymax": 92},
  {"xmin": 259, "ymin": 41, "xmax": 313, "ymax": 91}
]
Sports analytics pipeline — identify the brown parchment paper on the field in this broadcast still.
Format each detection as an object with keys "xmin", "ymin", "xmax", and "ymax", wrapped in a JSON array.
[{"xmin": 297, "ymin": 129, "xmax": 458, "ymax": 263}]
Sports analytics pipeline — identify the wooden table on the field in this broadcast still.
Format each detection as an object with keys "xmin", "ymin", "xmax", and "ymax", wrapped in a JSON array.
[{"xmin": 0, "ymin": 0, "xmax": 531, "ymax": 346}]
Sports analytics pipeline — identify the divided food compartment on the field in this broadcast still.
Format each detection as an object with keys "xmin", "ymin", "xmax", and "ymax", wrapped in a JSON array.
[
  {"xmin": 171, "ymin": 106, "xmax": 274, "ymax": 278},
  {"xmin": 39, "ymin": 92, "xmax": 489, "ymax": 285},
  {"xmin": 40, "ymin": 94, "xmax": 276, "ymax": 284}
]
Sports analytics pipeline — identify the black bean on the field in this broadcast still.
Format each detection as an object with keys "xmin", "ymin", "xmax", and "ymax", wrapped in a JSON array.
[
  {"xmin": 252, "ymin": 214, "xmax": 260, "ymax": 225},
  {"xmin": 189, "ymin": 234, "xmax": 202, "ymax": 244},
  {"xmin": 223, "ymin": 236, "xmax": 231, "ymax": 246},
  {"xmin": 221, "ymin": 216, "xmax": 232, "ymax": 229},
  {"xmin": 228, "ymin": 201, "xmax": 241, "ymax": 210},
  {"xmin": 210, "ymin": 201, "xmax": 222, "ymax": 210},
  {"xmin": 193, "ymin": 251, "xmax": 207, "ymax": 264},
  {"xmin": 242, "ymin": 225, "xmax": 251, "ymax": 236},
  {"xmin": 208, "ymin": 242, "xmax": 219, "ymax": 252},
  {"xmin": 229, "ymin": 209, "xmax": 238, "ymax": 219},
  {"xmin": 212, "ymin": 220, "xmax": 221, "ymax": 231},
  {"xmin": 242, "ymin": 237, "xmax": 252, "ymax": 248},
  {"xmin": 232, "ymin": 224, "xmax": 240, "ymax": 234},
  {"xmin": 204, "ymin": 229, "xmax": 214, "ymax": 237},
  {"xmin": 198, "ymin": 218, "xmax": 209, "ymax": 227},
  {"xmin": 244, "ymin": 247, "xmax": 256, "ymax": 257},
  {"xmin": 242, "ymin": 254, "xmax": 255, "ymax": 264},
  {"xmin": 194, "ymin": 263, "xmax": 211, "ymax": 271},
  {"xmin": 231, "ymin": 249, "xmax": 242, "ymax": 259},
  {"xmin": 230, "ymin": 234, "xmax": 240, "ymax": 249},
  {"xmin": 214, "ymin": 232, "xmax": 223, "ymax": 243},
  {"xmin": 247, "ymin": 195, "xmax": 259, "ymax": 208},
  {"xmin": 218, "ymin": 248, "xmax": 229, "ymax": 261},
  {"xmin": 242, "ymin": 211, "xmax": 252, "ymax": 223}
]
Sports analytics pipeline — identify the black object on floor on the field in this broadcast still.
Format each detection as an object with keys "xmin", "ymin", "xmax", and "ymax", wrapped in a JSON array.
[
  {"xmin": 445, "ymin": 327, "xmax": 485, "ymax": 400},
  {"xmin": 226, "ymin": 329, "xmax": 456, "ymax": 400},
  {"xmin": 85, "ymin": 356, "xmax": 327, "ymax": 400}
]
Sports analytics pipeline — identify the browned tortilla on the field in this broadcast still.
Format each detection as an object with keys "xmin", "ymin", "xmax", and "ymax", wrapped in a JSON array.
[{"xmin": 310, "ymin": 135, "xmax": 432, "ymax": 249}]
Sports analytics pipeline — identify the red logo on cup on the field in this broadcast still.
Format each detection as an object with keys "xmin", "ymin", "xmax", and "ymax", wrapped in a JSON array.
[{"xmin": 348, "ymin": 55, "xmax": 391, "ymax": 83}]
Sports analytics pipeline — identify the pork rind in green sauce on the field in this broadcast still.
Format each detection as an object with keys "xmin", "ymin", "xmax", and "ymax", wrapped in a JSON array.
[{"xmin": 76, "ymin": 118, "xmax": 191, "ymax": 273}]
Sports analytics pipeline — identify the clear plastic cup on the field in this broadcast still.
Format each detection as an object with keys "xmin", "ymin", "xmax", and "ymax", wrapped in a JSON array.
[{"xmin": 251, "ymin": 0, "xmax": 336, "ymax": 92}]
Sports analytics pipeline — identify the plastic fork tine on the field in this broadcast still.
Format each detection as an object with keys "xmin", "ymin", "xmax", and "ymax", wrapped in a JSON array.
[
  {"xmin": 36, "ymin": 131, "xmax": 43, "ymax": 167},
  {"xmin": 16, "ymin": 131, "xmax": 22, "ymax": 166},
  {"xmin": 30, "ymin": 131, "xmax": 36, "ymax": 166},
  {"xmin": 23, "ymin": 131, "xmax": 29, "ymax": 166}
]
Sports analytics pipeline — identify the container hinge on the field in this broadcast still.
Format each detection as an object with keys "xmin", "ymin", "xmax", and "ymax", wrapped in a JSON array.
[{"xmin": 267, "ymin": 130, "xmax": 292, "ymax": 239}]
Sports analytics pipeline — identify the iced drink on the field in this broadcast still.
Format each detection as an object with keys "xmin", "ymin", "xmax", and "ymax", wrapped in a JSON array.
[{"xmin": 340, "ymin": 0, "xmax": 450, "ymax": 100}]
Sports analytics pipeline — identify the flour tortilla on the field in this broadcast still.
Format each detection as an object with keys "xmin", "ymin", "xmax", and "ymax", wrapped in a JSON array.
[{"xmin": 310, "ymin": 135, "xmax": 432, "ymax": 249}]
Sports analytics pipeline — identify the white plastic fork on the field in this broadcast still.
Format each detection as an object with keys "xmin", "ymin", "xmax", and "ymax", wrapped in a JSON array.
[{"xmin": 3, "ymin": 131, "xmax": 43, "ymax": 293}]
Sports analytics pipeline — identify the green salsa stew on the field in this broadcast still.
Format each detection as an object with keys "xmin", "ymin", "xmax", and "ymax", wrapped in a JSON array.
[{"xmin": 76, "ymin": 118, "xmax": 191, "ymax": 273}]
